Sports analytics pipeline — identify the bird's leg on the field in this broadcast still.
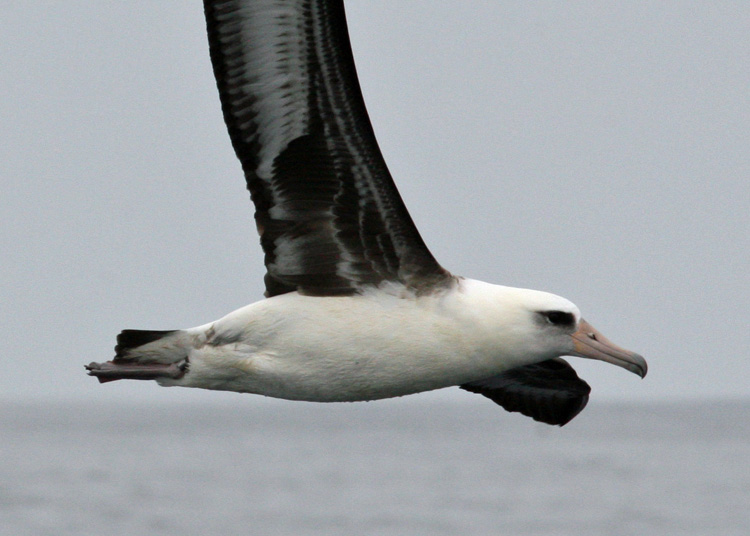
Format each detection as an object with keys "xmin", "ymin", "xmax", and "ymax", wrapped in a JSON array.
[{"xmin": 85, "ymin": 359, "xmax": 188, "ymax": 383}]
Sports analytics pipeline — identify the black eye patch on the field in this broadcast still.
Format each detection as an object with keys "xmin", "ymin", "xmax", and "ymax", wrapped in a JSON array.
[{"xmin": 541, "ymin": 310, "xmax": 575, "ymax": 326}]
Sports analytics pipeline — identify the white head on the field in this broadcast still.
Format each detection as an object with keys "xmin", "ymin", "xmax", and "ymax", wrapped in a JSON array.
[{"xmin": 459, "ymin": 280, "xmax": 647, "ymax": 377}]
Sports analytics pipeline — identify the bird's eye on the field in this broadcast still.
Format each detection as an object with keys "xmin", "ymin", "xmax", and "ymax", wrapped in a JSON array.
[{"xmin": 542, "ymin": 311, "xmax": 575, "ymax": 326}]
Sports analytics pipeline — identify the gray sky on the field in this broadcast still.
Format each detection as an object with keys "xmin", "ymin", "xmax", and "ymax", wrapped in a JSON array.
[{"xmin": 1, "ymin": 2, "xmax": 748, "ymax": 405}]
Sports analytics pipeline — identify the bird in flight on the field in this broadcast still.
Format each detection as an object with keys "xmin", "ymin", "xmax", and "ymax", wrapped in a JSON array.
[{"xmin": 86, "ymin": 0, "xmax": 647, "ymax": 426}]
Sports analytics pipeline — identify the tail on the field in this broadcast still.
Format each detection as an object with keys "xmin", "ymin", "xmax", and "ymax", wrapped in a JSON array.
[
  {"xmin": 114, "ymin": 329, "xmax": 181, "ymax": 359},
  {"xmin": 86, "ymin": 329, "xmax": 191, "ymax": 383}
]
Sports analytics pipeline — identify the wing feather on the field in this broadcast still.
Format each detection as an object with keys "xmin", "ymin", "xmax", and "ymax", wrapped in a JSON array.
[
  {"xmin": 460, "ymin": 358, "xmax": 592, "ymax": 426},
  {"xmin": 204, "ymin": 0, "xmax": 451, "ymax": 296}
]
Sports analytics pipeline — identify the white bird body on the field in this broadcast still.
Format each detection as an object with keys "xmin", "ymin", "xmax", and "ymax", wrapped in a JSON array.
[{"xmin": 152, "ymin": 280, "xmax": 578, "ymax": 402}]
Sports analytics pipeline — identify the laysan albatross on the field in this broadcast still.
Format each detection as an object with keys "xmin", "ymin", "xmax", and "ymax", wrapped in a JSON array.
[{"xmin": 86, "ymin": 0, "xmax": 647, "ymax": 426}]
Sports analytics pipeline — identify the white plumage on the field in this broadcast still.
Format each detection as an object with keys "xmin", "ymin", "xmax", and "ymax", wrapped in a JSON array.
[
  {"xmin": 153, "ymin": 281, "xmax": 576, "ymax": 400},
  {"xmin": 86, "ymin": 1, "xmax": 646, "ymax": 426}
]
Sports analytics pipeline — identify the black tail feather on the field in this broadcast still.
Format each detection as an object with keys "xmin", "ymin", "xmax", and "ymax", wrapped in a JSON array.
[{"xmin": 115, "ymin": 329, "xmax": 178, "ymax": 358}]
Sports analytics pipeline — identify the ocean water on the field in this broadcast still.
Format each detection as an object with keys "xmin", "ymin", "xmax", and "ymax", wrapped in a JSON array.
[{"xmin": 1, "ymin": 397, "xmax": 748, "ymax": 535}]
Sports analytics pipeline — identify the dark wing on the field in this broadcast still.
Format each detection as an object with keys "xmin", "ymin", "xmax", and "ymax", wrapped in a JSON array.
[
  {"xmin": 460, "ymin": 358, "xmax": 592, "ymax": 426},
  {"xmin": 204, "ymin": 0, "xmax": 451, "ymax": 297}
]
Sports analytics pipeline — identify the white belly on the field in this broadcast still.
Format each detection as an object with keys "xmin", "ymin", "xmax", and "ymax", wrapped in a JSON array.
[
  {"xmin": 158, "ymin": 280, "xmax": 567, "ymax": 401},
  {"xmin": 167, "ymin": 284, "xmax": 518, "ymax": 401}
]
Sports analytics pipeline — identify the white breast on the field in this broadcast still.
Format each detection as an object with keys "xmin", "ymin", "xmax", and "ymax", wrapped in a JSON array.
[{"xmin": 165, "ymin": 279, "xmax": 574, "ymax": 401}]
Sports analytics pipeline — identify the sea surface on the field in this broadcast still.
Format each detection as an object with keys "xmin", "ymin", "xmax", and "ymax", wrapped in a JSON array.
[{"xmin": 1, "ymin": 397, "xmax": 748, "ymax": 535}]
